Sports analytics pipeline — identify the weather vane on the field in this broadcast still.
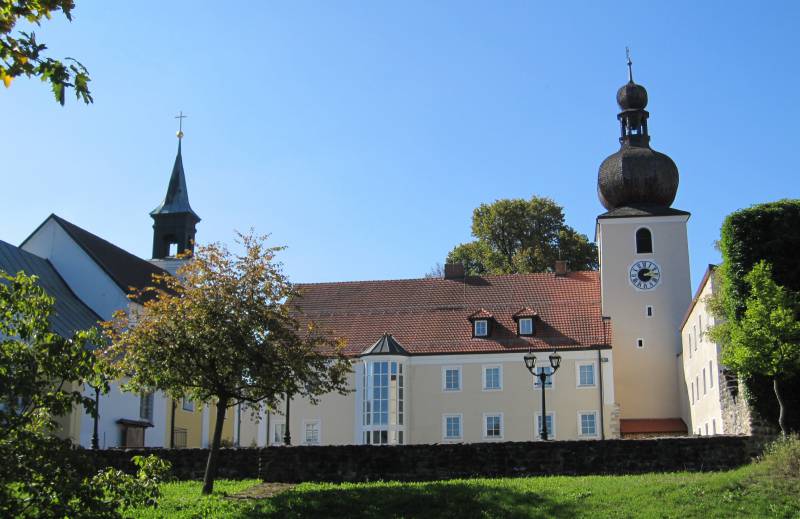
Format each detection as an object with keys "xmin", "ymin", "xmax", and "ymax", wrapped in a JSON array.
[
  {"xmin": 625, "ymin": 47, "xmax": 633, "ymax": 82},
  {"xmin": 175, "ymin": 111, "xmax": 187, "ymax": 139}
]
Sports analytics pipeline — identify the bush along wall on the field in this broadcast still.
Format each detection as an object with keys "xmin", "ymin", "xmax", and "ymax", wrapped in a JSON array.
[{"xmin": 85, "ymin": 436, "xmax": 756, "ymax": 483}]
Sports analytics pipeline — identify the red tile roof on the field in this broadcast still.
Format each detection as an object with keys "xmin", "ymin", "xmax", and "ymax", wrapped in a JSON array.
[
  {"xmin": 513, "ymin": 307, "xmax": 539, "ymax": 319},
  {"xmin": 293, "ymin": 271, "xmax": 610, "ymax": 357},
  {"xmin": 620, "ymin": 418, "xmax": 688, "ymax": 434}
]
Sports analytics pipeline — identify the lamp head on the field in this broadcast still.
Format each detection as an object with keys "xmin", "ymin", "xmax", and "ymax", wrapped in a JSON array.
[{"xmin": 549, "ymin": 351, "xmax": 562, "ymax": 371}]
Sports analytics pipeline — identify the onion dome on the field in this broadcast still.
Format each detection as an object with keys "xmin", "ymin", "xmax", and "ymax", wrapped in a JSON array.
[{"xmin": 597, "ymin": 54, "xmax": 679, "ymax": 211}]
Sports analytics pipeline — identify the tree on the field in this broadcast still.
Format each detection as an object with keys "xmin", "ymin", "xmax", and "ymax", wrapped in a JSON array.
[
  {"xmin": 101, "ymin": 232, "xmax": 351, "ymax": 495},
  {"xmin": 707, "ymin": 200, "xmax": 800, "ymax": 433},
  {"xmin": 0, "ymin": 270, "xmax": 113, "ymax": 517},
  {"xmin": 707, "ymin": 262, "xmax": 800, "ymax": 435},
  {"xmin": 444, "ymin": 196, "xmax": 598, "ymax": 275},
  {"xmin": 1, "ymin": 0, "xmax": 92, "ymax": 104}
]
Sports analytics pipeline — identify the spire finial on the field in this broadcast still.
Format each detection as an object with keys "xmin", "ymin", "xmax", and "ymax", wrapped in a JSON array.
[
  {"xmin": 625, "ymin": 47, "xmax": 633, "ymax": 82},
  {"xmin": 175, "ymin": 110, "xmax": 187, "ymax": 140}
]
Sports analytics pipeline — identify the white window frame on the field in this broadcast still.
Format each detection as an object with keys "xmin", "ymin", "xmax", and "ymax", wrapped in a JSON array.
[
  {"xmin": 696, "ymin": 375, "xmax": 700, "ymax": 400},
  {"xmin": 687, "ymin": 334, "xmax": 692, "ymax": 358},
  {"xmin": 636, "ymin": 338, "xmax": 644, "ymax": 349},
  {"xmin": 442, "ymin": 413, "xmax": 463, "ymax": 441},
  {"xmin": 271, "ymin": 420, "xmax": 286, "ymax": 446},
  {"xmin": 482, "ymin": 412, "xmax": 504, "ymax": 440},
  {"xmin": 302, "ymin": 419, "xmax": 321, "ymax": 445},
  {"xmin": 575, "ymin": 361, "xmax": 597, "ymax": 388},
  {"xmin": 474, "ymin": 319, "xmax": 488, "ymax": 337},
  {"xmin": 691, "ymin": 381, "xmax": 695, "ymax": 405},
  {"xmin": 442, "ymin": 366, "xmax": 462, "ymax": 392},
  {"xmin": 703, "ymin": 368, "xmax": 707, "ymax": 395},
  {"xmin": 532, "ymin": 365, "xmax": 555, "ymax": 390},
  {"xmin": 482, "ymin": 364, "xmax": 503, "ymax": 391},
  {"xmin": 181, "ymin": 397, "xmax": 194, "ymax": 412},
  {"xmin": 709, "ymin": 360, "xmax": 714, "ymax": 388},
  {"xmin": 577, "ymin": 411, "xmax": 599, "ymax": 438},
  {"xmin": 518, "ymin": 317, "xmax": 534, "ymax": 336},
  {"xmin": 534, "ymin": 412, "xmax": 556, "ymax": 440}
]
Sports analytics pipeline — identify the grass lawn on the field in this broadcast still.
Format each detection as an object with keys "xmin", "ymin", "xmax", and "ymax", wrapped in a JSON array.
[{"xmin": 125, "ymin": 464, "xmax": 800, "ymax": 519}]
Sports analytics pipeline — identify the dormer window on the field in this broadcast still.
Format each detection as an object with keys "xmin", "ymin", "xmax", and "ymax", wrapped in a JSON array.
[
  {"xmin": 518, "ymin": 317, "xmax": 534, "ymax": 336},
  {"xmin": 474, "ymin": 319, "xmax": 488, "ymax": 337},
  {"xmin": 513, "ymin": 307, "xmax": 538, "ymax": 336},
  {"xmin": 468, "ymin": 309, "xmax": 494, "ymax": 338}
]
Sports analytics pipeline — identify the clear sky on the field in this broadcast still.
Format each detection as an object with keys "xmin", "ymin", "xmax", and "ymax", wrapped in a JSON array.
[{"xmin": 2, "ymin": 1, "xmax": 798, "ymax": 287}]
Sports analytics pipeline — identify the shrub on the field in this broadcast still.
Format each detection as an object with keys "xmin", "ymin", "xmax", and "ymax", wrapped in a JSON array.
[
  {"xmin": 756, "ymin": 435, "xmax": 800, "ymax": 480},
  {"xmin": 92, "ymin": 455, "xmax": 172, "ymax": 512}
]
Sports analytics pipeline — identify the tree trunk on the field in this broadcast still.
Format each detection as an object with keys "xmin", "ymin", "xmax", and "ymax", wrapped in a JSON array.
[
  {"xmin": 202, "ymin": 397, "xmax": 228, "ymax": 495},
  {"xmin": 773, "ymin": 377, "xmax": 787, "ymax": 436}
]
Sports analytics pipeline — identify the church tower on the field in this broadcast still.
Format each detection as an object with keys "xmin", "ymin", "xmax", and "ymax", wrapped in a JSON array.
[
  {"xmin": 150, "ymin": 129, "xmax": 201, "ymax": 260},
  {"xmin": 596, "ymin": 57, "xmax": 691, "ymax": 431}
]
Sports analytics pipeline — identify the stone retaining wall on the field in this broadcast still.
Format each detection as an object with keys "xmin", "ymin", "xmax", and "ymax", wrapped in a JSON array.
[{"xmin": 85, "ymin": 435, "xmax": 757, "ymax": 483}]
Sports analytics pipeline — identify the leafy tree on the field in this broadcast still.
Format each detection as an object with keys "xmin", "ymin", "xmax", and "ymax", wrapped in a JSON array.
[
  {"xmin": 0, "ymin": 269, "xmax": 166, "ymax": 518},
  {"xmin": 1, "ymin": 0, "xmax": 92, "ymax": 104},
  {"xmin": 101, "ymin": 232, "xmax": 351, "ymax": 495},
  {"xmin": 445, "ymin": 196, "xmax": 597, "ymax": 275},
  {"xmin": 708, "ymin": 262, "xmax": 800, "ymax": 435},
  {"xmin": 707, "ymin": 200, "xmax": 800, "ymax": 433}
]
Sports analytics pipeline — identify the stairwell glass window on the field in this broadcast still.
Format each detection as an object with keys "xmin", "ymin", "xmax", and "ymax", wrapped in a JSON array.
[
  {"xmin": 533, "ymin": 367, "xmax": 553, "ymax": 389},
  {"xmin": 483, "ymin": 365, "xmax": 502, "ymax": 391},
  {"xmin": 443, "ymin": 366, "xmax": 462, "ymax": 392},
  {"xmin": 474, "ymin": 319, "xmax": 488, "ymax": 337},
  {"xmin": 362, "ymin": 360, "xmax": 405, "ymax": 445}
]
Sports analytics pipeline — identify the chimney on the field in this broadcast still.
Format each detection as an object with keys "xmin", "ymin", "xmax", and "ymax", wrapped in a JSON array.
[
  {"xmin": 444, "ymin": 263, "xmax": 465, "ymax": 280},
  {"xmin": 554, "ymin": 260, "xmax": 568, "ymax": 276}
]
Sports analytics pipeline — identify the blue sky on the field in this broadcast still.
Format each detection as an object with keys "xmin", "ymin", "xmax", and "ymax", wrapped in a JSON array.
[{"xmin": 2, "ymin": 1, "xmax": 798, "ymax": 287}]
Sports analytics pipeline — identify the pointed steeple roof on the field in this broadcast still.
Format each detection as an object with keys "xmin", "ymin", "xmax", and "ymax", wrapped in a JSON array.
[
  {"xmin": 361, "ymin": 333, "xmax": 410, "ymax": 357},
  {"xmin": 150, "ymin": 141, "xmax": 200, "ymax": 221}
]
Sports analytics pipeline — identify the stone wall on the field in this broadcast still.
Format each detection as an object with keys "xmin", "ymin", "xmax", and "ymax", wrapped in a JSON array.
[
  {"xmin": 719, "ymin": 370, "xmax": 777, "ymax": 444},
  {"xmin": 85, "ymin": 436, "xmax": 756, "ymax": 483}
]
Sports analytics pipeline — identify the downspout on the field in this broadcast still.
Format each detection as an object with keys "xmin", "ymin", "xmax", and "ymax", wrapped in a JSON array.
[
  {"xmin": 236, "ymin": 403, "xmax": 242, "ymax": 447},
  {"xmin": 597, "ymin": 347, "xmax": 606, "ymax": 440},
  {"xmin": 169, "ymin": 398, "xmax": 176, "ymax": 448}
]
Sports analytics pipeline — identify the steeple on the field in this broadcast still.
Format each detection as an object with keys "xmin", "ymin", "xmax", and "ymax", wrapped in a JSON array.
[
  {"xmin": 597, "ymin": 52, "xmax": 679, "ymax": 211},
  {"xmin": 150, "ymin": 115, "xmax": 201, "ymax": 259}
]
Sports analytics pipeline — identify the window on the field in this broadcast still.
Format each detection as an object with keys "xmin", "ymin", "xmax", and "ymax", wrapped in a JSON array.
[
  {"xmin": 443, "ymin": 366, "xmax": 462, "ymax": 392},
  {"xmin": 173, "ymin": 427, "xmax": 187, "ymax": 448},
  {"xmin": 443, "ymin": 414, "xmax": 462, "ymax": 440},
  {"xmin": 518, "ymin": 318, "xmax": 534, "ymax": 336},
  {"xmin": 709, "ymin": 361, "xmax": 714, "ymax": 388},
  {"xmin": 474, "ymin": 319, "xmax": 488, "ymax": 337},
  {"xmin": 698, "ymin": 315, "xmax": 703, "ymax": 337},
  {"xmin": 712, "ymin": 419, "xmax": 717, "ymax": 435},
  {"xmin": 535, "ymin": 413, "xmax": 556, "ymax": 440},
  {"xmin": 687, "ymin": 334, "xmax": 692, "ymax": 358},
  {"xmin": 696, "ymin": 376, "xmax": 700, "ymax": 399},
  {"xmin": 636, "ymin": 338, "xmax": 644, "ymax": 349},
  {"xmin": 703, "ymin": 368, "xmax": 707, "ymax": 395},
  {"xmin": 533, "ymin": 366, "xmax": 553, "ymax": 389},
  {"xmin": 483, "ymin": 413, "xmax": 503, "ymax": 440},
  {"xmin": 693, "ymin": 326, "xmax": 698, "ymax": 350},
  {"xmin": 362, "ymin": 361, "xmax": 404, "ymax": 445},
  {"xmin": 691, "ymin": 381, "xmax": 695, "ymax": 404},
  {"xmin": 181, "ymin": 397, "xmax": 194, "ymax": 412},
  {"xmin": 704, "ymin": 423, "xmax": 709, "ymax": 435},
  {"xmin": 139, "ymin": 392, "xmax": 154, "ymax": 422},
  {"xmin": 578, "ymin": 411, "xmax": 598, "ymax": 437},
  {"xmin": 636, "ymin": 228, "xmax": 653, "ymax": 254},
  {"xmin": 271, "ymin": 422, "xmax": 286, "ymax": 445},
  {"xmin": 577, "ymin": 363, "xmax": 596, "ymax": 387},
  {"xmin": 646, "ymin": 305, "xmax": 653, "ymax": 317},
  {"xmin": 483, "ymin": 365, "xmax": 502, "ymax": 391},
  {"xmin": 303, "ymin": 419, "xmax": 320, "ymax": 445}
]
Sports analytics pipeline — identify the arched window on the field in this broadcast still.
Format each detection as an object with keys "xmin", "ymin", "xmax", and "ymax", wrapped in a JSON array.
[{"xmin": 636, "ymin": 228, "xmax": 653, "ymax": 254}]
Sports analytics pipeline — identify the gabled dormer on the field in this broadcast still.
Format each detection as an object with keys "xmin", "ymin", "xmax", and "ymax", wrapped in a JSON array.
[
  {"xmin": 468, "ymin": 309, "xmax": 494, "ymax": 338},
  {"xmin": 513, "ymin": 307, "xmax": 538, "ymax": 336}
]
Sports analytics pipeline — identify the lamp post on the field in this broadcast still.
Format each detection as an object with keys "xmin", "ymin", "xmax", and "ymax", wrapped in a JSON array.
[
  {"xmin": 524, "ymin": 349, "xmax": 561, "ymax": 441},
  {"xmin": 91, "ymin": 385, "xmax": 100, "ymax": 450}
]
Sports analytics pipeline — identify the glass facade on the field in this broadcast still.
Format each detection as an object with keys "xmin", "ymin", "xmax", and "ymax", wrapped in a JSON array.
[{"xmin": 362, "ymin": 360, "xmax": 405, "ymax": 445}]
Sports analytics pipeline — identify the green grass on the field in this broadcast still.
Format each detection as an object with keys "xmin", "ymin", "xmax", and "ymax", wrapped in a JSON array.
[{"xmin": 124, "ymin": 464, "xmax": 800, "ymax": 519}]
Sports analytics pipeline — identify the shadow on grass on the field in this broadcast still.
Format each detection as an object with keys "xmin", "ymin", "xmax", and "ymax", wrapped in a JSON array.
[{"xmin": 236, "ymin": 480, "xmax": 578, "ymax": 519}]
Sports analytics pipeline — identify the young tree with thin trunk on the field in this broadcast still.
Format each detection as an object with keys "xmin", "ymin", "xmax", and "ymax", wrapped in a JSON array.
[
  {"xmin": 101, "ymin": 232, "xmax": 351, "ymax": 494},
  {"xmin": 707, "ymin": 261, "xmax": 800, "ymax": 435}
]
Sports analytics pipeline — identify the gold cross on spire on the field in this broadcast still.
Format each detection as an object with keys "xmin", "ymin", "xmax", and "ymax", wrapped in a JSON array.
[
  {"xmin": 175, "ymin": 111, "xmax": 188, "ymax": 139},
  {"xmin": 625, "ymin": 47, "xmax": 633, "ymax": 82}
]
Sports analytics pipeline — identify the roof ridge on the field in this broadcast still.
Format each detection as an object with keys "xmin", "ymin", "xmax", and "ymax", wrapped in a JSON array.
[{"xmin": 296, "ymin": 270, "xmax": 598, "ymax": 287}]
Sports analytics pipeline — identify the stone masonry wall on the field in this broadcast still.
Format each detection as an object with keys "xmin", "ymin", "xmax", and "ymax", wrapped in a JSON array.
[{"xmin": 86, "ymin": 436, "xmax": 755, "ymax": 483}]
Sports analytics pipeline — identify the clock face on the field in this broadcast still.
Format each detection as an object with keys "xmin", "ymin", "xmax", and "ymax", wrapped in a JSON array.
[{"xmin": 629, "ymin": 260, "xmax": 661, "ymax": 290}]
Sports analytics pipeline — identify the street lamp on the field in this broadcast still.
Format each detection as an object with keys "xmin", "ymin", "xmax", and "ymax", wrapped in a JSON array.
[{"xmin": 524, "ymin": 348, "xmax": 561, "ymax": 441}]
